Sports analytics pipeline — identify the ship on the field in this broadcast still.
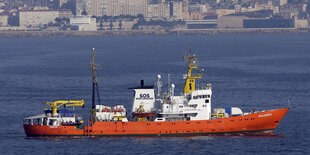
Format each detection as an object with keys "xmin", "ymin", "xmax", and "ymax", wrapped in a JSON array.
[{"xmin": 23, "ymin": 48, "xmax": 289, "ymax": 137}]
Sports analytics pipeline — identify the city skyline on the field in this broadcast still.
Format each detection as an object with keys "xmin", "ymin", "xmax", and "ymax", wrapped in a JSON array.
[{"xmin": 0, "ymin": 0, "xmax": 309, "ymax": 34}]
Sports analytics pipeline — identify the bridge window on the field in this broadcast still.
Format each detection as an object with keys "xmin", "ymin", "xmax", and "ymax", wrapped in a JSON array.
[
  {"xmin": 43, "ymin": 118, "xmax": 47, "ymax": 125},
  {"xmin": 193, "ymin": 95, "xmax": 210, "ymax": 99}
]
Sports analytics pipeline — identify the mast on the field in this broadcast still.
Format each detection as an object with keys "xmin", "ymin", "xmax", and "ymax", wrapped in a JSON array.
[
  {"xmin": 183, "ymin": 42, "xmax": 202, "ymax": 94},
  {"xmin": 90, "ymin": 48, "xmax": 101, "ymax": 121}
]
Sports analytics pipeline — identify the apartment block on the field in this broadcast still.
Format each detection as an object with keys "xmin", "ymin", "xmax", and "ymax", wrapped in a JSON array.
[
  {"xmin": 19, "ymin": 11, "xmax": 59, "ymax": 27},
  {"xmin": 147, "ymin": 4, "xmax": 170, "ymax": 19},
  {"xmin": 77, "ymin": 0, "xmax": 148, "ymax": 17}
]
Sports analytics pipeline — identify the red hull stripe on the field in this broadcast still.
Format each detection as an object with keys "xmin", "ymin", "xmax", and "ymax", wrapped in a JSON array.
[{"xmin": 25, "ymin": 128, "xmax": 274, "ymax": 137}]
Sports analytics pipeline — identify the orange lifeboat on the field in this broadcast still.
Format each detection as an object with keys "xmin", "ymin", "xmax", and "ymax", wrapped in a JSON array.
[
  {"xmin": 102, "ymin": 108, "xmax": 111, "ymax": 112},
  {"xmin": 113, "ymin": 108, "xmax": 124, "ymax": 112}
]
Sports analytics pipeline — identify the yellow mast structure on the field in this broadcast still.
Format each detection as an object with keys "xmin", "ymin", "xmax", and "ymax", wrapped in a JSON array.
[
  {"xmin": 43, "ymin": 100, "xmax": 84, "ymax": 116},
  {"xmin": 183, "ymin": 43, "xmax": 202, "ymax": 94}
]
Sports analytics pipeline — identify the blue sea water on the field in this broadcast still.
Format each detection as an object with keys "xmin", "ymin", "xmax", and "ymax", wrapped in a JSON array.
[{"xmin": 0, "ymin": 35, "xmax": 309, "ymax": 154}]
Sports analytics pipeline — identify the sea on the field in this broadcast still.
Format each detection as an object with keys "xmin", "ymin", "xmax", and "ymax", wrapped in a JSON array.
[{"xmin": 0, "ymin": 34, "xmax": 309, "ymax": 154}]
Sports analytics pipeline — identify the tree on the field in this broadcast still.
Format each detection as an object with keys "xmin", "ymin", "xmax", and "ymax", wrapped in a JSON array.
[
  {"xmin": 113, "ymin": 16, "xmax": 119, "ymax": 20},
  {"xmin": 99, "ymin": 20, "xmax": 104, "ymax": 30},
  {"xmin": 102, "ymin": 15, "xmax": 108, "ymax": 22},
  {"xmin": 62, "ymin": 18, "xmax": 70, "ymax": 24},
  {"xmin": 48, "ymin": 22, "xmax": 54, "ymax": 27},
  {"xmin": 61, "ymin": 0, "xmax": 76, "ymax": 15},
  {"xmin": 119, "ymin": 20, "xmax": 122, "ymax": 30},
  {"xmin": 119, "ymin": 14, "xmax": 125, "ymax": 19},
  {"xmin": 137, "ymin": 14, "xmax": 144, "ymax": 19},
  {"xmin": 109, "ymin": 20, "xmax": 113, "ymax": 30},
  {"xmin": 81, "ymin": 10, "xmax": 87, "ymax": 15},
  {"xmin": 55, "ymin": 18, "xmax": 61, "ymax": 23}
]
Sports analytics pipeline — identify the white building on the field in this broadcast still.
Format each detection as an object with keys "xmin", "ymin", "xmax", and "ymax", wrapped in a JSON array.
[
  {"xmin": 147, "ymin": 4, "xmax": 170, "ymax": 19},
  {"xmin": 70, "ymin": 16, "xmax": 97, "ymax": 31},
  {"xmin": 171, "ymin": 1, "xmax": 183, "ymax": 20},
  {"xmin": 188, "ymin": 4, "xmax": 208, "ymax": 13},
  {"xmin": 76, "ymin": 0, "xmax": 148, "ymax": 17},
  {"xmin": 19, "ymin": 11, "xmax": 59, "ymax": 27},
  {"xmin": 0, "ymin": 15, "xmax": 8, "ymax": 26}
]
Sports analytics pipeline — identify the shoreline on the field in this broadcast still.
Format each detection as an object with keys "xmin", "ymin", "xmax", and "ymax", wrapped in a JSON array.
[{"xmin": 0, "ymin": 28, "xmax": 309, "ymax": 38}]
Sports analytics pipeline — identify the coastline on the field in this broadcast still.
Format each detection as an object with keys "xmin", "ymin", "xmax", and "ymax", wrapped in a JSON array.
[{"xmin": 0, "ymin": 28, "xmax": 309, "ymax": 38}]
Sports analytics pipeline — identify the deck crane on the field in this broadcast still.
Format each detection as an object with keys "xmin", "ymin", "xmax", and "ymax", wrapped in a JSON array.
[{"xmin": 43, "ymin": 100, "xmax": 85, "ymax": 116}]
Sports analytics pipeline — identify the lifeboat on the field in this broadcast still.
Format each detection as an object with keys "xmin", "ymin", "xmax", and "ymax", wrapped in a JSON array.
[
  {"xmin": 113, "ymin": 108, "xmax": 124, "ymax": 112},
  {"xmin": 102, "ymin": 108, "xmax": 111, "ymax": 112}
]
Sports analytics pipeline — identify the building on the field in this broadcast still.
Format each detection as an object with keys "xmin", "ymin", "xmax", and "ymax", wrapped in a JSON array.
[
  {"xmin": 189, "ymin": 12, "xmax": 203, "ymax": 20},
  {"xmin": 243, "ymin": 18, "xmax": 294, "ymax": 28},
  {"xmin": 105, "ymin": 0, "xmax": 130, "ymax": 16},
  {"xmin": 185, "ymin": 19, "xmax": 217, "ymax": 29},
  {"xmin": 218, "ymin": 16, "xmax": 246, "ymax": 29},
  {"xmin": 60, "ymin": 0, "xmax": 70, "ymax": 7},
  {"xmin": 0, "ymin": 15, "xmax": 8, "ymax": 26},
  {"xmin": 273, "ymin": 6, "xmax": 279, "ymax": 14},
  {"xmin": 147, "ymin": 4, "xmax": 170, "ymax": 19},
  {"xmin": 59, "ymin": 10, "xmax": 73, "ymax": 18},
  {"xmin": 272, "ymin": 0, "xmax": 287, "ymax": 6},
  {"xmin": 25, "ymin": 0, "xmax": 59, "ymax": 9},
  {"xmin": 188, "ymin": 4, "xmax": 208, "ymax": 13},
  {"xmin": 99, "ymin": 20, "xmax": 137, "ymax": 30},
  {"xmin": 19, "ymin": 11, "xmax": 60, "ymax": 27},
  {"xmin": 70, "ymin": 16, "xmax": 97, "ymax": 31},
  {"xmin": 295, "ymin": 19, "xmax": 308, "ymax": 28},
  {"xmin": 76, "ymin": 0, "xmax": 87, "ymax": 16},
  {"xmin": 77, "ymin": 0, "xmax": 148, "ymax": 17},
  {"xmin": 182, "ymin": 0, "xmax": 190, "ymax": 20},
  {"xmin": 216, "ymin": 9, "xmax": 235, "ymax": 17},
  {"xmin": 88, "ymin": 0, "xmax": 101, "ymax": 16},
  {"xmin": 170, "ymin": 1, "xmax": 183, "ymax": 20}
]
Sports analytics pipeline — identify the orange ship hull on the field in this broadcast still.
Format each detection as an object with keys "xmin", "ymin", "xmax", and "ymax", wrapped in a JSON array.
[{"xmin": 24, "ymin": 108, "xmax": 289, "ymax": 137}]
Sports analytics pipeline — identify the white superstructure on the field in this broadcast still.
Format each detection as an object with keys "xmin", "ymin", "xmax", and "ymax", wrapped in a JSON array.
[
  {"xmin": 130, "ymin": 80, "xmax": 156, "ymax": 113},
  {"xmin": 155, "ymin": 80, "xmax": 212, "ymax": 121}
]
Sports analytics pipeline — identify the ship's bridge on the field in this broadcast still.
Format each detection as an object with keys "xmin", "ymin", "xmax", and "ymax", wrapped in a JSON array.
[{"xmin": 190, "ymin": 88, "xmax": 212, "ymax": 104}]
